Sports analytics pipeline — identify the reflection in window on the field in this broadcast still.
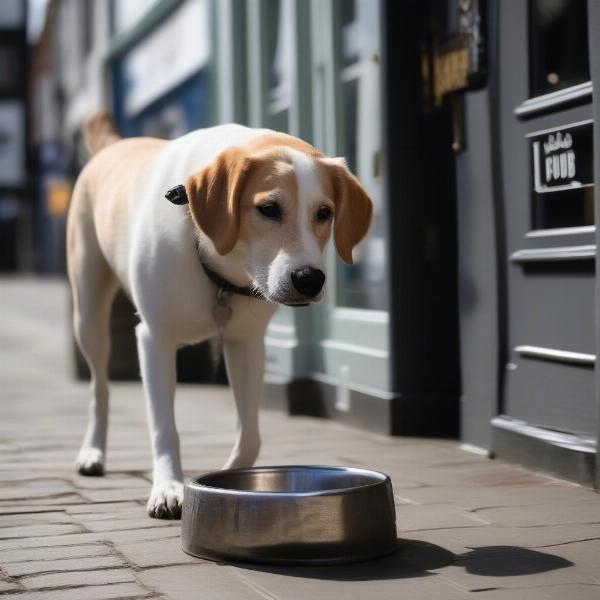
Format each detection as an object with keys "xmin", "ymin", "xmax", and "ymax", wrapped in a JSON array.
[
  {"xmin": 533, "ymin": 187, "xmax": 594, "ymax": 229},
  {"xmin": 529, "ymin": 0, "xmax": 589, "ymax": 97},
  {"xmin": 83, "ymin": 0, "xmax": 93, "ymax": 56},
  {"xmin": 113, "ymin": 0, "xmax": 159, "ymax": 34},
  {"xmin": 267, "ymin": 0, "xmax": 291, "ymax": 132},
  {"xmin": 0, "ymin": 46, "xmax": 19, "ymax": 93},
  {"xmin": 335, "ymin": 0, "xmax": 386, "ymax": 310}
]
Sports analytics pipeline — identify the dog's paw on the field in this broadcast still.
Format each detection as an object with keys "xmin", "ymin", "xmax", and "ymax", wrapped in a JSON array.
[
  {"xmin": 146, "ymin": 480, "xmax": 183, "ymax": 519},
  {"xmin": 75, "ymin": 447, "xmax": 105, "ymax": 476}
]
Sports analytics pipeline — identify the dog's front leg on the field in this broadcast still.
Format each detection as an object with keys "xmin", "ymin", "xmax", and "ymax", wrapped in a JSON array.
[
  {"xmin": 136, "ymin": 322, "xmax": 183, "ymax": 519},
  {"xmin": 222, "ymin": 333, "xmax": 265, "ymax": 470}
]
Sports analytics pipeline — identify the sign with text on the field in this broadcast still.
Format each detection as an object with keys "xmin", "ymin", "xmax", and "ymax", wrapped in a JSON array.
[{"xmin": 530, "ymin": 121, "xmax": 593, "ymax": 193}]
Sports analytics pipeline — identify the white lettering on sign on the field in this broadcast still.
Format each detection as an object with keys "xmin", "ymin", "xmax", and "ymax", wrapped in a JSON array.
[
  {"xmin": 545, "ymin": 150, "xmax": 576, "ymax": 182},
  {"xmin": 543, "ymin": 131, "xmax": 573, "ymax": 154},
  {"xmin": 530, "ymin": 122, "xmax": 592, "ymax": 194}
]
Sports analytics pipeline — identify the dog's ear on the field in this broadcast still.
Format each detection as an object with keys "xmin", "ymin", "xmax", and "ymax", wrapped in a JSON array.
[
  {"xmin": 319, "ymin": 157, "xmax": 373, "ymax": 264},
  {"xmin": 185, "ymin": 147, "xmax": 250, "ymax": 255}
]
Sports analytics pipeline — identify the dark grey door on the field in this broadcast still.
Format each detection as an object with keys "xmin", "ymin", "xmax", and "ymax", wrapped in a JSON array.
[{"xmin": 499, "ymin": 0, "xmax": 595, "ymax": 436}]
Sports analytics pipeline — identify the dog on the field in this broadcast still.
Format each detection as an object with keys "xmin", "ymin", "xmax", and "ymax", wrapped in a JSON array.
[{"xmin": 67, "ymin": 111, "xmax": 373, "ymax": 518}]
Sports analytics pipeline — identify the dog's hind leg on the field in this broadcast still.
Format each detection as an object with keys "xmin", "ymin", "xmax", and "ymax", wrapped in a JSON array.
[
  {"xmin": 67, "ymin": 191, "xmax": 118, "ymax": 476},
  {"xmin": 222, "ymin": 334, "xmax": 265, "ymax": 470}
]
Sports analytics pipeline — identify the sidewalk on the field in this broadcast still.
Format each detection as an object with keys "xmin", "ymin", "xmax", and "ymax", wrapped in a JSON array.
[{"xmin": 1, "ymin": 277, "xmax": 599, "ymax": 600}]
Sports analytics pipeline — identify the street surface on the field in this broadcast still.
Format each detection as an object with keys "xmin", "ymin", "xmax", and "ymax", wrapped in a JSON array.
[{"xmin": 0, "ymin": 277, "xmax": 599, "ymax": 599}]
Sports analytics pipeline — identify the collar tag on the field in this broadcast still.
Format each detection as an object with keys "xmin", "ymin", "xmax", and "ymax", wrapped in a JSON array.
[{"xmin": 213, "ymin": 290, "xmax": 233, "ymax": 329}]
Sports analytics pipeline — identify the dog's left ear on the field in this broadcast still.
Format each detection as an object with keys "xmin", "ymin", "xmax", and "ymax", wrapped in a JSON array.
[
  {"xmin": 185, "ymin": 147, "xmax": 250, "ymax": 255},
  {"xmin": 319, "ymin": 157, "xmax": 373, "ymax": 264}
]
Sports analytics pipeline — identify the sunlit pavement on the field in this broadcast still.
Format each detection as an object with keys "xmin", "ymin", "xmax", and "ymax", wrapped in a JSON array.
[{"xmin": 1, "ymin": 277, "xmax": 599, "ymax": 599}]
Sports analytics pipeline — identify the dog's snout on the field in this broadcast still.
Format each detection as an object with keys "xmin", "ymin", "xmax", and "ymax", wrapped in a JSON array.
[{"xmin": 290, "ymin": 267, "xmax": 325, "ymax": 298}]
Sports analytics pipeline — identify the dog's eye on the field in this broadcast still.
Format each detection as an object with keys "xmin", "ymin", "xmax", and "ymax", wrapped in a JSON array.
[
  {"xmin": 316, "ymin": 205, "xmax": 333, "ymax": 223},
  {"xmin": 257, "ymin": 202, "xmax": 282, "ymax": 221}
]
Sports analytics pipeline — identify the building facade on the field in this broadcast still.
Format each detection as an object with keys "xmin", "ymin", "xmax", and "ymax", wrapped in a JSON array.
[
  {"xmin": 0, "ymin": 1, "xmax": 30, "ymax": 271},
  {"xmin": 457, "ymin": 0, "xmax": 600, "ymax": 486},
  {"xmin": 32, "ymin": 0, "xmax": 600, "ymax": 488}
]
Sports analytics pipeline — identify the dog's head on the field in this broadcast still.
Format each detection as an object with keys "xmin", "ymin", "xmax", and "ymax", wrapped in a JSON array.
[{"xmin": 185, "ymin": 134, "xmax": 373, "ymax": 305}]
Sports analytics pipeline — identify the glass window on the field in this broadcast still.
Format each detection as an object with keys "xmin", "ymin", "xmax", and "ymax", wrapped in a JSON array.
[
  {"xmin": 120, "ymin": 0, "xmax": 210, "ymax": 118},
  {"xmin": 532, "ymin": 187, "xmax": 594, "ymax": 229},
  {"xmin": 529, "ymin": 0, "xmax": 589, "ymax": 97},
  {"xmin": 0, "ymin": 45, "xmax": 20, "ymax": 94},
  {"xmin": 0, "ymin": 101, "xmax": 25, "ymax": 187},
  {"xmin": 335, "ymin": 0, "xmax": 386, "ymax": 310},
  {"xmin": 266, "ymin": 0, "xmax": 291, "ymax": 132},
  {"xmin": 83, "ymin": 0, "xmax": 93, "ymax": 56},
  {"xmin": 113, "ymin": 0, "xmax": 159, "ymax": 34},
  {"xmin": 0, "ymin": 0, "xmax": 25, "ymax": 28}
]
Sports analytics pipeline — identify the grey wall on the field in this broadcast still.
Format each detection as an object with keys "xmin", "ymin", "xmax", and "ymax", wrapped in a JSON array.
[
  {"xmin": 456, "ymin": 89, "xmax": 502, "ymax": 450},
  {"xmin": 455, "ymin": 1, "xmax": 503, "ymax": 450}
]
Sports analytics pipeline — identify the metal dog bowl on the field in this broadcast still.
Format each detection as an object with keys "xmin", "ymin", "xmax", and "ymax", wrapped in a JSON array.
[{"xmin": 181, "ymin": 465, "xmax": 397, "ymax": 565}]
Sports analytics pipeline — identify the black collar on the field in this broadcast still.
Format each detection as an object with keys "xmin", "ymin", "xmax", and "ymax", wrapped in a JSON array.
[
  {"xmin": 200, "ymin": 262, "xmax": 266, "ymax": 301},
  {"xmin": 195, "ymin": 241, "xmax": 266, "ymax": 301}
]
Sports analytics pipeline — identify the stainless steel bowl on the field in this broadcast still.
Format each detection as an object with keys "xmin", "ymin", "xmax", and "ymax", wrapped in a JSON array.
[{"xmin": 181, "ymin": 465, "xmax": 397, "ymax": 565}]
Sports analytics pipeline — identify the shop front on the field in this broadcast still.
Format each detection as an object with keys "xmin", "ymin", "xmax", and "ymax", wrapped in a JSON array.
[
  {"xmin": 208, "ymin": 0, "xmax": 461, "ymax": 436},
  {"xmin": 456, "ymin": 0, "xmax": 600, "ymax": 485}
]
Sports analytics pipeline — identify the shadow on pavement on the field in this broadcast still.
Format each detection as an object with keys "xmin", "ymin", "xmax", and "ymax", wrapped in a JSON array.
[
  {"xmin": 231, "ymin": 539, "xmax": 573, "ymax": 581},
  {"xmin": 457, "ymin": 545, "xmax": 573, "ymax": 577}
]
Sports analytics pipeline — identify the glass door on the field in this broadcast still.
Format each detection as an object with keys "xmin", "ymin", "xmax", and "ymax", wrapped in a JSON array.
[
  {"xmin": 310, "ymin": 0, "xmax": 390, "ymax": 403},
  {"xmin": 334, "ymin": 0, "xmax": 386, "ymax": 310}
]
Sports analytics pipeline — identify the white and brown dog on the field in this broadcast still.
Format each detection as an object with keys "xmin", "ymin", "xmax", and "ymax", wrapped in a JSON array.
[{"xmin": 67, "ymin": 111, "xmax": 372, "ymax": 518}]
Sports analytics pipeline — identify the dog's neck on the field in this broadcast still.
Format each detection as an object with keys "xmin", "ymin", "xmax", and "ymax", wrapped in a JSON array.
[{"xmin": 195, "ymin": 234, "xmax": 252, "ymax": 289}]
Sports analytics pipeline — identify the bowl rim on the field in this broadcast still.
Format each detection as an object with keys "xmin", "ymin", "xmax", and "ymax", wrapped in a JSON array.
[{"xmin": 184, "ymin": 464, "xmax": 391, "ymax": 498}]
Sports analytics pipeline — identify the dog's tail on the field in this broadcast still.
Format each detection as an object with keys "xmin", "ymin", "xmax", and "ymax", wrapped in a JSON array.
[{"xmin": 82, "ymin": 109, "xmax": 121, "ymax": 156}]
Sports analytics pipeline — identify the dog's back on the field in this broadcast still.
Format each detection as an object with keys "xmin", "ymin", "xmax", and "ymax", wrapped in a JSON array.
[{"xmin": 68, "ymin": 112, "xmax": 167, "ymax": 293}]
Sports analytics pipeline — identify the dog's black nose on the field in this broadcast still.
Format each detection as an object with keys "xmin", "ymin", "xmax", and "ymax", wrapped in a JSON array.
[{"xmin": 290, "ymin": 267, "xmax": 326, "ymax": 298}]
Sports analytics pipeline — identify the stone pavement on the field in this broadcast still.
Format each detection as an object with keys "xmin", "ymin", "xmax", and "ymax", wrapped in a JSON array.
[{"xmin": 1, "ymin": 277, "xmax": 600, "ymax": 600}]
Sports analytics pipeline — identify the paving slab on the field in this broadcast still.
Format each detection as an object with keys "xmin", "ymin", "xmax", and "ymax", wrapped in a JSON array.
[
  {"xmin": 395, "ymin": 503, "xmax": 491, "ymax": 532},
  {"xmin": 0, "ymin": 523, "xmax": 83, "ymax": 539},
  {"xmin": 402, "ymin": 524, "xmax": 600, "ymax": 555},
  {"xmin": 0, "ymin": 542, "xmax": 112, "ymax": 564},
  {"xmin": 398, "ymin": 481, "xmax": 598, "ymax": 508},
  {"xmin": 0, "ymin": 494, "xmax": 87, "ymax": 508},
  {"xmin": 475, "ymin": 501, "xmax": 600, "ymax": 527},
  {"xmin": 3, "ymin": 581, "xmax": 154, "ymax": 600},
  {"xmin": 137, "ymin": 564, "xmax": 266, "ymax": 600},
  {"xmin": 3, "ymin": 555, "xmax": 125, "ymax": 577},
  {"xmin": 79, "ymin": 517, "xmax": 177, "ymax": 533},
  {"xmin": 472, "ymin": 583, "xmax": 600, "ymax": 600},
  {"xmin": 0, "ymin": 511, "xmax": 75, "ymax": 527},
  {"xmin": 221, "ymin": 561, "xmax": 473, "ymax": 600},
  {"xmin": 0, "ymin": 579, "xmax": 21, "ymax": 593},
  {"xmin": 21, "ymin": 567, "xmax": 136, "ymax": 590},
  {"xmin": 112, "ymin": 536, "xmax": 198, "ymax": 568},
  {"xmin": 64, "ymin": 501, "xmax": 143, "ymax": 515}
]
